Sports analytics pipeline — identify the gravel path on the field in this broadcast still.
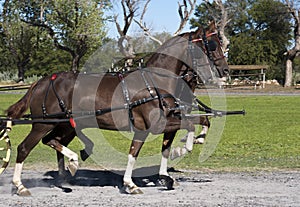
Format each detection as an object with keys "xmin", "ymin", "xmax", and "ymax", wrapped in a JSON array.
[{"xmin": 0, "ymin": 168, "xmax": 299, "ymax": 207}]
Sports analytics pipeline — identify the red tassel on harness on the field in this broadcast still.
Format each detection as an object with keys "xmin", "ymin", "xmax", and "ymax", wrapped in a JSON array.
[
  {"xmin": 69, "ymin": 117, "xmax": 76, "ymax": 128},
  {"xmin": 51, "ymin": 74, "xmax": 57, "ymax": 81}
]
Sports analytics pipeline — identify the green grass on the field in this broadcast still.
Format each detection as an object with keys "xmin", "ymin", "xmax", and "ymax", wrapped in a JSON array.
[
  {"xmin": 1, "ymin": 93, "xmax": 299, "ymax": 171},
  {"xmin": 179, "ymin": 95, "xmax": 300, "ymax": 170}
]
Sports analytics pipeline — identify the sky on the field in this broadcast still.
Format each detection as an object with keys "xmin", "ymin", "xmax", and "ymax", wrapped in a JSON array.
[{"xmin": 106, "ymin": 0, "xmax": 201, "ymax": 38}]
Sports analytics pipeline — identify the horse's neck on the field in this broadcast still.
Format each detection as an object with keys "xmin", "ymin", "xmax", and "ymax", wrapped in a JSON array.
[{"xmin": 146, "ymin": 54, "xmax": 183, "ymax": 75}]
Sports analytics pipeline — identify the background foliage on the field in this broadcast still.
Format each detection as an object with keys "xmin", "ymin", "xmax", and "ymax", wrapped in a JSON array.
[
  {"xmin": 0, "ymin": 0, "xmax": 299, "ymax": 84},
  {"xmin": 190, "ymin": 0, "xmax": 296, "ymax": 84}
]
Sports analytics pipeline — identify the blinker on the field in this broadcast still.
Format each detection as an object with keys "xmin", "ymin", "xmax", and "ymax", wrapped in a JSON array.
[{"xmin": 208, "ymin": 40, "xmax": 217, "ymax": 51}]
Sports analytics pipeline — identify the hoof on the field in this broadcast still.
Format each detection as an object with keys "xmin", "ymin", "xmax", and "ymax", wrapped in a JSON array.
[
  {"xmin": 194, "ymin": 134, "xmax": 205, "ymax": 144},
  {"xmin": 67, "ymin": 159, "xmax": 78, "ymax": 176},
  {"xmin": 193, "ymin": 137, "xmax": 205, "ymax": 144},
  {"xmin": 122, "ymin": 182, "xmax": 144, "ymax": 194},
  {"xmin": 173, "ymin": 179, "xmax": 180, "ymax": 187},
  {"xmin": 80, "ymin": 149, "xmax": 90, "ymax": 161},
  {"xmin": 159, "ymin": 175, "xmax": 175, "ymax": 190},
  {"xmin": 15, "ymin": 185, "xmax": 31, "ymax": 196},
  {"xmin": 130, "ymin": 187, "xmax": 144, "ymax": 194}
]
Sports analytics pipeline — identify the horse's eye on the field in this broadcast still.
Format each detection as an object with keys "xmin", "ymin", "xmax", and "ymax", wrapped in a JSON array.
[{"xmin": 208, "ymin": 40, "xmax": 217, "ymax": 51}]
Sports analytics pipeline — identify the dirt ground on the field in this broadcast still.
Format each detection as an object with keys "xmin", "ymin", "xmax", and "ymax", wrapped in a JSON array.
[{"xmin": 0, "ymin": 167, "xmax": 299, "ymax": 207}]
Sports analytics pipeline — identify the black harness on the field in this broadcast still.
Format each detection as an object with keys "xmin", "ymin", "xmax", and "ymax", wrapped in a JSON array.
[
  {"xmin": 42, "ymin": 74, "xmax": 70, "ymax": 118},
  {"xmin": 38, "ymin": 69, "xmax": 176, "ymax": 131}
]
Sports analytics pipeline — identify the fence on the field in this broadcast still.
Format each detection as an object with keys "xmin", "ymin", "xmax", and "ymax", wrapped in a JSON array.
[{"xmin": 228, "ymin": 65, "xmax": 269, "ymax": 88}]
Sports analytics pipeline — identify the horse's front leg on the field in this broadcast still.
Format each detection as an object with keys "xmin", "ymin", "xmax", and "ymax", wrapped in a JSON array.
[
  {"xmin": 122, "ymin": 131, "xmax": 148, "ymax": 194},
  {"xmin": 170, "ymin": 119, "xmax": 195, "ymax": 160},
  {"xmin": 194, "ymin": 116, "xmax": 210, "ymax": 144},
  {"xmin": 159, "ymin": 131, "xmax": 179, "ymax": 190},
  {"xmin": 180, "ymin": 116, "xmax": 210, "ymax": 144}
]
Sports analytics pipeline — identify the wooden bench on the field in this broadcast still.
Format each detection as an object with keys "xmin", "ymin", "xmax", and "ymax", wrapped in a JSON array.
[{"xmin": 228, "ymin": 65, "xmax": 269, "ymax": 88}]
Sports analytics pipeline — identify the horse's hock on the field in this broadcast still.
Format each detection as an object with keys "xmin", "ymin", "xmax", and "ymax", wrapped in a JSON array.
[{"xmin": 227, "ymin": 65, "xmax": 269, "ymax": 89}]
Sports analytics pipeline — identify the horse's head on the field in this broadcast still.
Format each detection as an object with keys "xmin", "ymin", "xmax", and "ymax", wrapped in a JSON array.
[
  {"xmin": 185, "ymin": 21, "xmax": 229, "ymax": 82},
  {"xmin": 146, "ymin": 21, "xmax": 229, "ymax": 86}
]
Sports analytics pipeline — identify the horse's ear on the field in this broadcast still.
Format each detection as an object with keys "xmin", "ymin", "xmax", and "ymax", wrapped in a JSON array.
[
  {"xmin": 195, "ymin": 27, "xmax": 202, "ymax": 37},
  {"xmin": 207, "ymin": 20, "xmax": 216, "ymax": 32}
]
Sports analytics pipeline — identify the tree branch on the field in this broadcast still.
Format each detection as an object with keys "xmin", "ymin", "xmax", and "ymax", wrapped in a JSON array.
[
  {"xmin": 285, "ymin": 0, "xmax": 300, "ymax": 57},
  {"xmin": 214, "ymin": 0, "xmax": 230, "ymax": 51},
  {"xmin": 134, "ymin": 0, "xmax": 163, "ymax": 45},
  {"xmin": 122, "ymin": 0, "xmax": 136, "ymax": 36},
  {"xmin": 114, "ymin": 0, "xmax": 140, "ymax": 57},
  {"xmin": 21, "ymin": 19, "xmax": 75, "ymax": 56},
  {"xmin": 134, "ymin": 19, "xmax": 163, "ymax": 45},
  {"xmin": 174, "ymin": 0, "xmax": 196, "ymax": 36}
]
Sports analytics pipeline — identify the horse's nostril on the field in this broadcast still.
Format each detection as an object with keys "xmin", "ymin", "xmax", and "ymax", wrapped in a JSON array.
[{"xmin": 224, "ymin": 68, "xmax": 229, "ymax": 75}]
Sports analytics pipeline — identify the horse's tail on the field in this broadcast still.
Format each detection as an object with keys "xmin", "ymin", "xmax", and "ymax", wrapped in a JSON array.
[{"xmin": 6, "ymin": 81, "xmax": 38, "ymax": 119}]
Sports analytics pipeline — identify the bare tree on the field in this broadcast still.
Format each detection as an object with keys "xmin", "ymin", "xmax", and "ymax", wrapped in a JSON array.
[
  {"xmin": 174, "ymin": 0, "xmax": 197, "ymax": 36},
  {"xmin": 284, "ymin": 0, "xmax": 300, "ymax": 87},
  {"xmin": 114, "ymin": 0, "xmax": 196, "ymax": 55},
  {"xmin": 212, "ymin": 0, "xmax": 230, "ymax": 51},
  {"xmin": 134, "ymin": 0, "xmax": 163, "ymax": 45},
  {"xmin": 113, "ymin": 0, "xmax": 137, "ymax": 57},
  {"xmin": 204, "ymin": 0, "xmax": 230, "ymax": 51},
  {"xmin": 134, "ymin": 0, "xmax": 197, "ymax": 45}
]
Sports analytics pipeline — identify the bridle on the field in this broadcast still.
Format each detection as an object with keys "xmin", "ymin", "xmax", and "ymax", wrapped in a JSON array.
[
  {"xmin": 190, "ymin": 30, "xmax": 226, "ymax": 62},
  {"xmin": 182, "ymin": 28, "xmax": 227, "ymax": 84}
]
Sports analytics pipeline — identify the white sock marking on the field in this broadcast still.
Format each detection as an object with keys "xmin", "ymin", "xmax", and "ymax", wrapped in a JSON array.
[
  {"xmin": 61, "ymin": 146, "xmax": 78, "ymax": 161},
  {"xmin": 200, "ymin": 125, "xmax": 208, "ymax": 135},
  {"xmin": 124, "ymin": 154, "xmax": 136, "ymax": 185},
  {"xmin": 185, "ymin": 131, "xmax": 194, "ymax": 151},
  {"xmin": 159, "ymin": 155, "xmax": 168, "ymax": 176},
  {"xmin": 13, "ymin": 162, "xmax": 23, "ymax": 187}
]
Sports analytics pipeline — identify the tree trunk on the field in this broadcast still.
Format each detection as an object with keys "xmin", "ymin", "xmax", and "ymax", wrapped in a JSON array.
[
  {"xmin": 284, "ymin": 0, "xmax": 300, "ymax": 87},
  {"xmin": 284, "ymin": 58, "xmax": 293, "ymax": 87},
  {"xmin": 71, "ymin": 54, "xmax": 80, "ymax": 72},
  {"xmin": 16, "ymin": 57, "xmax": 30, "ymax": 83},
  {"xmin": 17, "ymin": 64, "xmax": 25, "ymax": 83}
]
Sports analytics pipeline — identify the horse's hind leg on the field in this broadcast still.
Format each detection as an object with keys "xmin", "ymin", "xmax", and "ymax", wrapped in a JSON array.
[
  {"xmin": 57, "ymin": 129, "xmax": 77, "ymax": 177},
  {"xmin": 42, "ymin": 125, "xmax": 76, "ymax": 180},
  {"xmin": 43, "ymin": 137, "xmax": 79, "ymax": 177},
  {"xmin": 13, "ymin": 124, "xmax": 55, "ymax": 196},
  {"xmin": 122, "ymin": 131, "xmax": 148, "ymax": 194}
]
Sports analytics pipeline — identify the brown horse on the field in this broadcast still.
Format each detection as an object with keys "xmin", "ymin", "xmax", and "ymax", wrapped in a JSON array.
[
  {"xmin": 6, "ymin": 21, "xmax": 228, "ymax": 196},
  {"xmin": 146, "ymin": 24, "xmax": 228, "ymax": 145}
]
